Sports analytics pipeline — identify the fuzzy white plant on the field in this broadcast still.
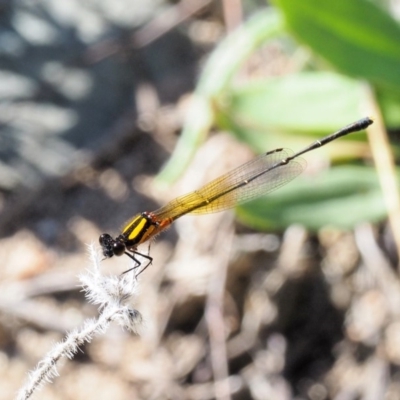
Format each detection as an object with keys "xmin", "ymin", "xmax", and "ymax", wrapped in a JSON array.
[{"xmin": 17, "ymin": 244, "xmax": 142, "ymax": 400}]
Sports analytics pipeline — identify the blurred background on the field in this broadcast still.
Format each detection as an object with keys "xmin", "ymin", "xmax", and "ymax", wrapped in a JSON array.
[{"xmin": 1, "ymin": 0, "xmax": 400, "ymax": 399}]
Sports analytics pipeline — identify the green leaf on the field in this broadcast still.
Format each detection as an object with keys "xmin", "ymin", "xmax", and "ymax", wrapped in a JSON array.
[
  {"xmin": 236, "ymin": 166, "xmax": 389, "ymax": 231},
  {"xmin": 274, "ymin": 0, "xmax": 400, "ymax": 94},
  {"xmin": 375, "ymin": 90, "xmax": 400, "ymax": 128},
  {"xmin": 217, "ymin": 72, "xmax": 369, "ymax": 153},
  {"xmin": 156, "ymin": 9, "xmax": 284, "ymax": 186}
]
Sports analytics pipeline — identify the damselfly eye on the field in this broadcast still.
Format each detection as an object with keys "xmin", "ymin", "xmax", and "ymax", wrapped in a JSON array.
[
  {"xmin": 99, "ymin": 233, "xmax": 111, "ymax": 245},
  {"xmin": 99, "ymin": 233, "xmax": 115, "ymax": 258}
]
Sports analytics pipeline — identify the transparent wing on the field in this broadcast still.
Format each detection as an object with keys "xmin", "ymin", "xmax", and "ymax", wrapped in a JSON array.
[{"xmin": 153, "ymin": 149, "xmax": 306, "ymax": 220}]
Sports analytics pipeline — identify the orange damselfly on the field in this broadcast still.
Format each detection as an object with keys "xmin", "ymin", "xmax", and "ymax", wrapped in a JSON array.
[{"xmin": 99, "ymin": 117, "xmax": 373, "ymax": 272}]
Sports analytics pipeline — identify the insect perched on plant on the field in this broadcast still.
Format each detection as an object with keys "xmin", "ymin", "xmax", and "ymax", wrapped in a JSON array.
[{"xmin": 100, "ymin": 117, "xmax": 373, "ymax": 274}]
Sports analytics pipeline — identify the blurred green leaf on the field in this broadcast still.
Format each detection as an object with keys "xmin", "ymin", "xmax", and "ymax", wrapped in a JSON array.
[
  {"xmin": 155, "ymin": 2, "xmax": 398, "ymax": 235},
  {"xmin": 236, "ymin": 166, "xmax": 389, "ymax": 231},
  {"xmin": 274, "ymin": 0, "xmax": 400, "ymax": 94},
  {"xmin": 376, "ymin": 90, "xmax": 400, "ymax": 128},
  {"xmin": 156, "ymin": 9, "xmax": 284, "ymax": 186},
  {"xmin": 216, "ymin": 71, "xmax": 368, "ymax": 152}
]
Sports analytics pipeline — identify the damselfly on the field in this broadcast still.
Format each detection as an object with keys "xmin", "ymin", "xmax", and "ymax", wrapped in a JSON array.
[{"xmin": 99, "ymin": 117, "xmax": 373, "ymax": 272}]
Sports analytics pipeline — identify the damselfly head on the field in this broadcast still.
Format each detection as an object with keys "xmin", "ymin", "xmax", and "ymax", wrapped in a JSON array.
[{"xmin": 99, "ymin": 233, "xmax": 125, "ymax": 258}]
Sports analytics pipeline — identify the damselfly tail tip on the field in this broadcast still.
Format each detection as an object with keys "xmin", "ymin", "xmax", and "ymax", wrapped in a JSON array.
[
  {"xmin": 364, "ymin": 116, "xmax": 374, "ymax": 127},
  {"xmin": 351, "ymin": 116, "xmax": 374, "ymax": 133}
]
